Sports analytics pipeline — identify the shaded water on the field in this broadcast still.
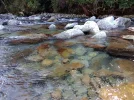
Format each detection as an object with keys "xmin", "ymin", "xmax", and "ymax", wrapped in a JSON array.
[{"xmin": 0, "ymin": 25, "xmax": 134, "ymax": 100}]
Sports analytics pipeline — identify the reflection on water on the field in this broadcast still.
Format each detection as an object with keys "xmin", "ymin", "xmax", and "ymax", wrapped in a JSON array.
[{"xmin": 0, "ymin": 26, "xmax": 134, "ymax": 100}]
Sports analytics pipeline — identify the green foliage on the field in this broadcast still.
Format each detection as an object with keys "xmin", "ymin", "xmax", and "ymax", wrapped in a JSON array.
[
  {"xmin": 0, "ymin": 0, "xmax": 134, "ymax": 15},
  {"xmin": 51, "ymin": 0, "xmax": 59, "ymax": 12}
]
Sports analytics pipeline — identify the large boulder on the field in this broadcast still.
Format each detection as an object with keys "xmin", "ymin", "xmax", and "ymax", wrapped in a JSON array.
[
  {"xmin": 115, "ymin": 17, "xmax": 131, "ymax": 27},
  {"xmin": 106, "ymin": 38, "xmax": 134, "ymax": 58},
  {"xmin": 73, "ymin": 21, "xmax": 100, "ymax": 34},
  {"xmin": 83, "ymin": 21, "xmax": 100, "ymax": 34},
  {"xmin": 97, "ymin": 16, "xmax": 118, "ymax": 30},
  {"xmin": 53, "ymin": 29, "xmax": 84, "ymax": 39}
]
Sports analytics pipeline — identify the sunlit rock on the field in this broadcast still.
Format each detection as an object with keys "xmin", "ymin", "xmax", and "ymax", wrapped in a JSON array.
[
  {"xmin": 97, "ymin": 16, "xmax": 118, "ymax": 30},
  {"xmin": 115, "ymin": 59, "xmax": 134, "ymax": 73},
  {"xmin": 99, "ymin": 83, "xmax": 134, "ymax": 100},
  {"xmin": 53, "ymin": 29, "xmax": 84, "ymax": 39},
  {"xmin": 121, "ymin": 35, "xmax": 134, "ymax": 41},
  {"xmin": 64, "ymin": 22, "xmax": 78, "ymax": 29},
  {"xmin": 42, "ymin": 59, "xmax": 53, "ymax": 67},
  {"xmin": 48, "ymin": 24, "xmax": 56, "ymax": 30},
  {"xmin": 115, "ymin": 17, "xmax": 131, "ymax": 27},
  {"xmin": 51, "ymin": 89, "xmax": 62, "ymax": 100},
  {"xmin": 128, "ymin": 27, "xmax": 134, "ymax": 32}
]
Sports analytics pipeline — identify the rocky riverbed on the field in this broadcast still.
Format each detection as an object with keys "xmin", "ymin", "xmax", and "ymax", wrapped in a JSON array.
[{"xmin": 0, "ymin": 13, "xmax": 134, "ymax": 100}]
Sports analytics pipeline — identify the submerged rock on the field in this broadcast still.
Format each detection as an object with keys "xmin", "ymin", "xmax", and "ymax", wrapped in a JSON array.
[
  {"xmin": 106, "ymin": 38, "xmax": 134, "ymax": 58},
  {"xmin": 51, "ymin": 89, "xmax": 62, "ymax": 100},
  {"xmin": 57, "ymin": 47, "xmax": 74, "ymax": 58},
  {"xmin": 41, "ymin": 59, "xmax": 53, "ymax": 67},
  {"xmin": 8, "ymin": 34, "xmax": 48, "ymax": 44},
  {"xmin": 26, "ymin": 55, "xmax": 43, "ymax": 62},
  {"xmin": 99, "ymin": 83, "xmax": 134, "ymax": 100},
  {"xmin": 81, "ymin": 74, "xmax": 91, "ymax": 86},
  {"xmin": 114, "ymin": 59, "xmax": 134, "ymax": 73},
  {"xmin": 53, "ymin": 29, "xmax": 84, "ymax": 39}
]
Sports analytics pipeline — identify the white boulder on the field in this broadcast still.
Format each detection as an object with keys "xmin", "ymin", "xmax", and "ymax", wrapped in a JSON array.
[
  {"xmin": 83, "ymin": 21, "xmax": 100, "ymax": 34},
  {"xmin": 92, "ymin": 31, "xmax": 106, "ymax": 38},
  {"xmin": 0, "ymin": 25, "xmax": 4, "ymax": 30},
  {"xmin": 115, "ymin": 17, "xmax": 131, "ymax": 27},
  {"xmin": 64, "ymin": 22, "xmax": 78, "ymax": 29},
  {"xmin": 97, "ymin": 16, "xmax": 118, "ymax": 30},
  {"xmin": 73, "ymin": 25, "xmax": 84, "ymax": 30},
  {"xmin": 73, "ymin": 21, "xmax": 100, "ymax": 34},
  {"xmin": 49, "ymin": 24, "xmax": 56, "ymax": 30},
  {"xmin": 53, "ymin": 29, "xmax": 84, "ymax": 39}
]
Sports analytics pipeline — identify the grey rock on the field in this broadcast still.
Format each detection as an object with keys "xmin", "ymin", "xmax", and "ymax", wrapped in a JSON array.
[
  {"xmin": 92, "ymin": 31, "xmax": 106, "ymax": 38},
  {"xmin": 115, "ymin": 17, "xmax": 131, "ymax": 27},
  {"xmin": 53, "ymin": 29, "xmax": 84, "ymax": 39},
  {"xmin": 89, "ymin": 16, "xmax": 96, "ymax": 21},
  {"xmin": 7, "ymin": 19, "xmax": 21, "ymax": 25},
  {"xmin": 48, "ymin": 24, "xmax": 56, "ymax": 30},
  {"xmin": 64, "ymin": 22, "xmax": 78, "ymax": 29},
  {"xmin": 47, "ymin": 16, "xmax": 57, "ymax": 22},
  {"xmin": 97, "ymin": 16, "xmax": 118, "ymax": 30}
]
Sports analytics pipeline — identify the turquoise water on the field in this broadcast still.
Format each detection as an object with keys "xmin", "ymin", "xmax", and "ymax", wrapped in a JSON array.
[{"xmin": 0, "ymin": 25, "xmax": 133, "ymax": 100}]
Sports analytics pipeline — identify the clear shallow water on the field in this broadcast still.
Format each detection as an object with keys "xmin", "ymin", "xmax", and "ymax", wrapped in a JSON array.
[{"xmin": 0, "ymin": 26, "xmax": 134, "ymax": 100}]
